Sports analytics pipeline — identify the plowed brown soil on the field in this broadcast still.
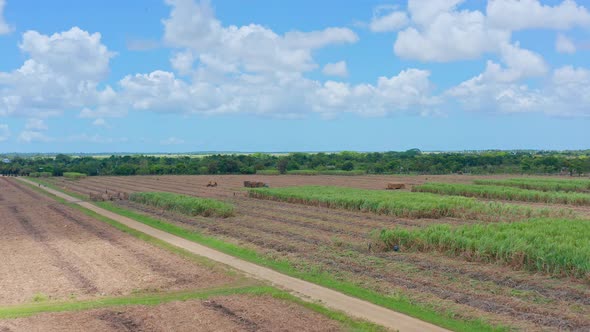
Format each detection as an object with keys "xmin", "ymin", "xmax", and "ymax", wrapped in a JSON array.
[
  {"xmin": 45, "ymin": 175, "xmax": 590, "ymax": 331},
  {"xmin": 0, "ymin": 177, "xmax": 233, "ymax": 305},
  {"xmin": 0, "ymin": 295, "xmax": 343, "ymax": 332}
]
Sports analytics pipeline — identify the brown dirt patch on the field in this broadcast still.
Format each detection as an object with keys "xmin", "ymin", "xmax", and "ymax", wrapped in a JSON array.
[
  {"xmin": 0, "ymin": 178, "xmax": 234, "ymax": 305},
  {"xmin": 0, "ymin": 295, "xmax": 344, "ymax": 332}
]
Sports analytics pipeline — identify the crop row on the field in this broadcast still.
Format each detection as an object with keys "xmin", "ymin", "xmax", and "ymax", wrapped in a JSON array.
[
  {"xmin": 474, "ymin": 178, "xmax": 590, "ymax": 193},
  {"xmin": 129, "ymin": 192, "xmax": 234, "ymax": 218},
  {"xmin": 413, "ymin": 183, "xmax": 590, "ymax": 205},
  {"xmin": 248, "ymin": 186, "xmax": 569, "ymax": 222},
  {"xmin": 376, "ymin": 218, "xmax": 590, "ymax": 279}
]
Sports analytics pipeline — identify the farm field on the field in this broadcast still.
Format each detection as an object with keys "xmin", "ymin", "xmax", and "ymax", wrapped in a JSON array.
[
  {"xmin": 0, "ymin": 177, "xmax": 364, "ymax": 331},
  {"xmin": 0, "ymin": 295, "xmax": 343, "ymax": 332},
  {"xmin": 44, "ymin": 174, "xmax": 590, "ymax": 331}
]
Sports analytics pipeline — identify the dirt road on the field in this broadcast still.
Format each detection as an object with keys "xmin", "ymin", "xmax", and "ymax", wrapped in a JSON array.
[{"xmin": 17, "ymin": 177, "xmax": 448, "ymax": 332}]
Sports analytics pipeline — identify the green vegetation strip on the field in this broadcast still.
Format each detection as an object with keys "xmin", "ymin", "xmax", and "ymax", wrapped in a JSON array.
[
  {"xmin": 474, "ymin": 178, "xmax": 590, "ymax": 193},
  {"xmin": 414, "ymin": 182, "xmax": 590, "ymax": 205},
  {"xmin": 0, "ymin": 286, "xmax": 264, "ymax": 319},
  {"xmin": 63, "ymin": 172, "xmax": 87, "ymax": 179},
  {"xmin": 248, "ymin": 185, "xmax": 566, "ymax": 222},
  {"xmin": 287, "ymin": 170, "xmax": 366, "ymax": 176},
  {"xmin": 129, "ymin": 192, "xmax": 234, "ymax": 218},
  {"xmin": 377, "ymin": 218, "xmax": 590, "ymax": 279},
  {"xmin": 29, "ymin": 172, "xmax": 52, "ymax": 178},
  {"xmin": 26, "ymin": 178, "xmax": 506, "ymax": 331}
]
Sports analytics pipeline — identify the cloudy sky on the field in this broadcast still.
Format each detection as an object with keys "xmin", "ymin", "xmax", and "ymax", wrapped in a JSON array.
[{"xmin": 0, "ymin": 0, "xmax": 589, "ymax": 153}]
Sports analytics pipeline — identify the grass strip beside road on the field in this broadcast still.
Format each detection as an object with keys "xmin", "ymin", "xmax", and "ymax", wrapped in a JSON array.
[
  {"xmin": 0, "ymin": 286, "xmax": 266, "ymax": 319},
  {"xmin": 25, "ymin": 177, "xmax": 507, "ymax": 332}
]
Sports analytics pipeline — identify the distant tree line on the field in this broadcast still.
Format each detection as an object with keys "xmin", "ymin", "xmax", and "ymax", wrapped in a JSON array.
[{"xmin": 1, "ymin": 150, "xmax": 589, "ymax": 177}]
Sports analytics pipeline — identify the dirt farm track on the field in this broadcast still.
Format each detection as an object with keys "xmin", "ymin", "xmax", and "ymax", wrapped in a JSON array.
[
  {"xmin": 43, "ymin": 174, "xmax": 590, "ymax": 331},
  {"xmin": 0, "ymin": 177, "xmax": 359, "ymax": 332}
]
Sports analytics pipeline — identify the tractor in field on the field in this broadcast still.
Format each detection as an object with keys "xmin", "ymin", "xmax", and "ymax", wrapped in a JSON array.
[{"xmin": 386, "ymin": 183, "xmax": 406, "ymax": 190}]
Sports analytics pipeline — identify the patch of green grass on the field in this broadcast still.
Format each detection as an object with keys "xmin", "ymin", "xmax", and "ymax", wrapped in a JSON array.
[
  {"xmin": 286, "ymin": 170, "xmax": 366, "ymax": 176},
  {"xmin": 0, "ymin": 286, "xmax": 269, "ymax": 319},
  {"xmin": 248, "ymin": 185, "xmax": 568, "ymax": 222},
  {"xmin": 474, "ymin": 178, "xmax": 590, "ymax": 193},
  {"xmin": 129, "ymin": 192, "xmax": 234, "ymax": 218},
  {"xmin": 31, "ymin": 293, "xmax": 48, "ymax": 303},
  {"xmin": 377, "ymin": 218, "xmax": 590, "ymax": 279},
  {"xmin": 414, "ymin": 182, "xmax": 590, "ymax": 205},
  {"xmin": 63, "ymin": 172, "xmax": 87, "ymax": 180}
]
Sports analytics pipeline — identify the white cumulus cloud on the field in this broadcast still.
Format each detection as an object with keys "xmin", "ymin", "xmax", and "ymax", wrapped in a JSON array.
[
  {"xmin": 556, "ymin": 34, "xmax": 576, "ymax": 53},
  {"xmin": 163, "ymin": 0, "xmax": 358, "ymax": 73},
  {"xmin": 395, "ymin": 0, "xmax": 510, "ymax": 62},
  {"xmin": 487, "ymin": 0, "xmax": 590, "ymax": 30},
  {"xmin": 322, "ymin": 61, "xmax": 348, "ymax": 77},
  {"xmin": 370, "ymin": 6, "xmax": 409, "ymax": 32},
  {"xmin": 0, "ymin": 0, "xmax": 12, "ymax": 35},
  {"xmin": 0, "ymin": 27, "xmax": 116, "ymax": 118}
]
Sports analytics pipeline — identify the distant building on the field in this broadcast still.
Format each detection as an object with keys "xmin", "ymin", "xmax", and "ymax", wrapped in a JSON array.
[{"xmin": 2, "ymin": 158, "xmax": 10, "ymax": 164}]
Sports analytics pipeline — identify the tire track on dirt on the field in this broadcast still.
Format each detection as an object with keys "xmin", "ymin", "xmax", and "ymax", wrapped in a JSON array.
[
  {"xmin": 96, "ymin": 311, "xmax": 147, "ymax": 332},
  {"xmin": 202, "ymin": 300, "xmax": 259, "ymax": 332},
  {"xmin": 10, "ymin": 205, "xmax": 99, "ymax": 294},
  {"xmin": 45, "ymin": 204, "xmax": 197, "ymax": 287}
]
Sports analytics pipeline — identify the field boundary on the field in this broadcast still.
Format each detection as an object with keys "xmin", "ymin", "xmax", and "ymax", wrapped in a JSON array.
[{"xmin": 18, "ymin": 177, "xmax": 450, "ymax": 332}]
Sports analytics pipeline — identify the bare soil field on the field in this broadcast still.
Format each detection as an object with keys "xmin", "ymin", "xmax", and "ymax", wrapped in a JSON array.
[
  {"xmin": 46, "ymin": 175, "xmax": 590, "ymax": 331},
  {"xmin": 0, "ymin": 294, "xmax": 342, "ymax": 332},
  {"xmin": 0, "ymin": 177, "xmax": 234, "ymax": 305}
]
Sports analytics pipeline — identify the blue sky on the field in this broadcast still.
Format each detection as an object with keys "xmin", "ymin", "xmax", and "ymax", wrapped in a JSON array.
[{"xmin": 0, "ymin": 0, "xmax": 589, "ymax": 153}]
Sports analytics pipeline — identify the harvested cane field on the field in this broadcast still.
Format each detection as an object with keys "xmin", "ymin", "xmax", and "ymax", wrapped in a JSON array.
[
  {"xmin": 42, "ymin": 174, "xmax": 590, "ymax": 331},
  {"xmin": 0, "ymin": 177, "xmax": 360, "ymax": 331}
]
